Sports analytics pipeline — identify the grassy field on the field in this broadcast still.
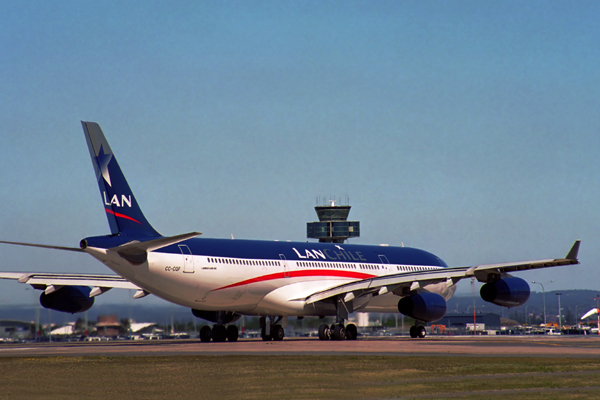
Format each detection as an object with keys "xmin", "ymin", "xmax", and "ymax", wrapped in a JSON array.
[{"xmin": 1, "ymin": 355, "xmax": 599, "ymax": 399}]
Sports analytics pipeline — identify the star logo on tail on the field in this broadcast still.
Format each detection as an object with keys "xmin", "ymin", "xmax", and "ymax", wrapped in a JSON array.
[{"xmin": 96, "ymin": 145, "xmax": 113, "ymax": 187}]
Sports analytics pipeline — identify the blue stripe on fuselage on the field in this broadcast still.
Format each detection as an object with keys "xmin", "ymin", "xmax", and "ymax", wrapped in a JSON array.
[
  {"xmin": 163, "ymin": 238, "xmax": 448, "ymax": 268},
  {"xmin": 83, "ymin": 234, "xmax": 448, "ymax": 267}
]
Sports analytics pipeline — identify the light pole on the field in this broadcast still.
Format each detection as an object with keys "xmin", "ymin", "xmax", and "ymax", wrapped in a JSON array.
[
  {"xmin": 594, "ymin": 295, "xmax": 600, "ymax": 336},
  {"xmin": 580, "ymin": 296, "xmax": 600, "ymax": 335},
  {"xmin": 556, "ymin": 292, "xmax": 562, "ymax": 331},
  {"xmin": 597, "ymin": 295, "xmax": 599, "ymax": 336},
  {"xmin": 532, "ymin": 280, "xmax": 553, "ymax": 326}
]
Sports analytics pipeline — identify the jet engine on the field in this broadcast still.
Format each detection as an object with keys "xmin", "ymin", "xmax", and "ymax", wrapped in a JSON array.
[
  {"xmin": 40, "ymin": 286, "xmax": 94, "ymax": 314},
  {"xmin": 480, "ymin": 276, "xmax": 530, "ymax": 307},
  {"xmin": 397, "ymin": 292, "xmax": 447, "ymax": 322},
  {"xmin": 191, "ymin": 309, "xmax": 241, "ymax": 324}
]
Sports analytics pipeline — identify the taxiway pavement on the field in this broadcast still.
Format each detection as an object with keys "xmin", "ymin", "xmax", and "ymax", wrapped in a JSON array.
[{"xmin": 1, "ymin": 336, "xmax": 600, "ymax": 358}]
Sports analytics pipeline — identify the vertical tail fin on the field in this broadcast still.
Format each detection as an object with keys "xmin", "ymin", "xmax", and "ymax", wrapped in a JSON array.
[{"xmin": 82, "ymin": 121, "xmax": 160, "ymax": 237}]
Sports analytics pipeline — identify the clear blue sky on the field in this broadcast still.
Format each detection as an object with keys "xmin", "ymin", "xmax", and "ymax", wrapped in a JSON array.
[{"xmin": 1, "ymin": 1, "xmax": 599, "ymax": 308}]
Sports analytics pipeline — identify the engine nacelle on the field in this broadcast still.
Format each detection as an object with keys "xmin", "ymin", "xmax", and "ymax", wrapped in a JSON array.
[
  {"xmin": 40, "ymin": 286, "xmax": 94, "ymax": 314},
  {"xmin": 480, "ymin": 276, "xmax": 530, "ymax": 307},
  {"xmin": 397, "ymin": 292, "xmax": 447, "ymax": 322},
  {"xmin": 191, "ymin": 309, "xmax": 241, "ymax": 324}
]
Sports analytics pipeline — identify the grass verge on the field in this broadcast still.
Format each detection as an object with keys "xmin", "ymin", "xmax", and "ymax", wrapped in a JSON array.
[{"xmin": 0, "ymin": 355, "xmax": 599, "ymax": 399}]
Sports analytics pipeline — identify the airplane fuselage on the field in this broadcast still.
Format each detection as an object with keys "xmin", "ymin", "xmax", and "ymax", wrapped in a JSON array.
[{"xmin": 83, "ymin": 236, "xmax": 455, "ymax": 317}]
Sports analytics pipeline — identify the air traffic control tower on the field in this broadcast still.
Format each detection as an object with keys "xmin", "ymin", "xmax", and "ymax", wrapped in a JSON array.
[{"xmin": 307, "ymin": 200, "xmax": 360, "ymax": 243}]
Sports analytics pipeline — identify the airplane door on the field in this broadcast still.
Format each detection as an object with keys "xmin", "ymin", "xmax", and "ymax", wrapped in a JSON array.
[
  {"xmin": 280, "ymin": 254, "xmax": 290, "ymax": 278},
  {"xmin": 378, "ymin": 255, "xmax": 390, "ymax": 271},
  {"xmin": 179, "ymin": 245, "xmax": 194, "ymax": 273}
]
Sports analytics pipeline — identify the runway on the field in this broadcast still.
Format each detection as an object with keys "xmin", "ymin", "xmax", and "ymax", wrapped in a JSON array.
[{"xmin": 1, "ymin": 336, "xmax": 600, "ymax": 358}]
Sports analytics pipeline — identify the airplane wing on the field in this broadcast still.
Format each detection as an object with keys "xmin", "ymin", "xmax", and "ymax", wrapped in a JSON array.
[
  {"xmin": 304, "ymin": 240, "xmax": 580, "ymax": 304},
  {"xmin": 0, "ymin": 272, "xmax": 140, "ymax": 295}
]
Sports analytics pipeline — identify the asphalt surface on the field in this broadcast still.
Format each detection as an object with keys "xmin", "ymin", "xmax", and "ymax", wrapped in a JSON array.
[{"xmin": 1, "ymin": 335, "xmax": 600, "ymax": 358}]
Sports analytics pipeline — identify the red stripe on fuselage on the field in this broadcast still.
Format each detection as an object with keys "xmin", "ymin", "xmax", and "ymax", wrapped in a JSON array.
[
  {"xmin": 105, "ymin": 208, "xmax": 142, "ymax": 224},
  {"xmin": 213, "ymin": 269, "xmax": 377, "ymax": 291}
]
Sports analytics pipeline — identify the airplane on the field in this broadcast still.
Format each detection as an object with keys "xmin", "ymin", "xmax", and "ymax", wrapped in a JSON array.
[
  {"xmin": 0, "ymin": 122, "xmax": 581, "ymax": 343},
  {"xmin": 581, "ymin": 302, "xmax": 600, "ymax": 334},
  {"xmin": 581, "ymin": 308, "xmax": 599, "ymax": 320}
]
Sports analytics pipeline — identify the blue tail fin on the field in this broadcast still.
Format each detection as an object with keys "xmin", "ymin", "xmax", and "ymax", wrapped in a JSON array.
[{"xmin": 82, "ymin": 121, "xmax": 160, "ymax": 237}]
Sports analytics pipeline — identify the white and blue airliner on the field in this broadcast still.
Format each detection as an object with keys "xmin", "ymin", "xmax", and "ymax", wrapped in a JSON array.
[{"xmin": 0, "ymin": 122, "xmax": 580, "ymax": 342}]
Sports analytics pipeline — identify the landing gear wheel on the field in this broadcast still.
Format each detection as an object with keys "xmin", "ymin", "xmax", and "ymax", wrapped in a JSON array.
[
  {"xmin": 332, "ymin": 324, "xmax": 346, "ymax": 341},
  {"xmin": 199, "ymin": 325, "xmax": 212, "ymax": 343},
  {"xmin": 261, "ymin": 327, "xmax": 272, "ymax": 341},
  {"xmin": 318, "ymin": 324, "xmax": 330, "ymax": 340},
  {"xmin": 345, "ymin": 324, "xmax": 358, "ymax": 340},
  {"xmin": 272, "ymin": 324, "xmax": 285, "ymax": 341},
  {"xmin": 226, "ymin": 325, "xmax": 238, "ymax": 342},
  {"xmin": 212, "ymin": 324, "xmax": 227, "ymax": 342},
  {"xmin": 409, "ymin": 326, "xmax": 418, "ymax": 338},
  {"xmin": 417, "ymin": 326, "xmax": 427, "ymax": 338}
]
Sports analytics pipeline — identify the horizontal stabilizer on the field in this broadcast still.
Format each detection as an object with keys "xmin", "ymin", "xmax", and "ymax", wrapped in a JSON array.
[
  {"xmin": 0, "ymin": 240, "xmax": 83, "ymax": 252},
  {"xmin": 113, "ymin": 232, "xmax": 201, "ymax": 264}
]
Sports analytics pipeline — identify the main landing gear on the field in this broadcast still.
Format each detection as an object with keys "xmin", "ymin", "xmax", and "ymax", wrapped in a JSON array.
[
  {"xmin": 318, "ymin": 323, "xmax": 358, "ymax": 341},
  {"xmin": 260, "ymin": 316, "xmax": 285, "ymax": 341},
  {"xmin": 409, "ymin": 325, "xmax": 427, "ymax": 339},
  {"xmin": 199, "ymin": 324, "xmax": 239, "ymax": 342},
  {"xmin": 317, "ymin": 294, "xmax": 359, "ymax": 341}
]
